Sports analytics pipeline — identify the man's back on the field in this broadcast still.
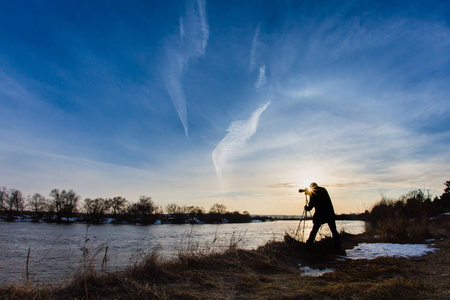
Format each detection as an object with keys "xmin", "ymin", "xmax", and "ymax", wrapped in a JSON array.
[{"xmin": 309, "ymin": 186, "xmax": 335, "ymax": 224}]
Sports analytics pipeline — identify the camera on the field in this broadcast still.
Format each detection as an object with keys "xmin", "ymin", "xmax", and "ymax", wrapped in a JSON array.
[{"xmin": 298, "ymin": 188, "xmax": 310, "ymax": 195}]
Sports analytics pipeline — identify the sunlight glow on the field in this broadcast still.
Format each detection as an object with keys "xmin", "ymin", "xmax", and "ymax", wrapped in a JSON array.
[{"xmin": 296, "ymin": 163, "xmax": 329, "ymax": 190}]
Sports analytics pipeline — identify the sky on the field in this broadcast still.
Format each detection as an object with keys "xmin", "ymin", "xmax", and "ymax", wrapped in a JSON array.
[{"xmin": 0, "ymin": 0, "xmax": 449, "ymax": 215}]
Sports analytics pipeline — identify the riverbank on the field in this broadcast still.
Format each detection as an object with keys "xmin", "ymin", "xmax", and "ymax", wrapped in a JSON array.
[
  {"xmin": 0, "ymin": 211, "xmax": 275, "ymax": 225},
  {"xmin": 0, "ymin": 211, "xmax": 366, "ymax": 225},
  {"xmin": 1, "ymin": 214, "xmax": 448, "ymax": 299}
]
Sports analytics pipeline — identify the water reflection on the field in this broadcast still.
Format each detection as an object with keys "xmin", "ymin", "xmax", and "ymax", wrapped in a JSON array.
[{"xmin": 0, "ymin": 220, "xmax": 364, "ymax": 284}]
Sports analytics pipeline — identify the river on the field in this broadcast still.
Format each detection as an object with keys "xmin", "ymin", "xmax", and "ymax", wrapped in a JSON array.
[{"xmin": 0, "ymin": 220, "xmax": 365, "ymax": 284}]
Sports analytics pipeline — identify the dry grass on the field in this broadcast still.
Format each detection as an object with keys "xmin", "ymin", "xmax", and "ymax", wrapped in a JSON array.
[{"xmin": 1, "ymin": 215, "xmax": 449, "ymax": 299}]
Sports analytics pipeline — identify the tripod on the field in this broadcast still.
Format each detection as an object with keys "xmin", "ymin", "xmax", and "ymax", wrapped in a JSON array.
[{"xmin": 293, "ymin": 192, "xmax": 313, "ymax": 243}]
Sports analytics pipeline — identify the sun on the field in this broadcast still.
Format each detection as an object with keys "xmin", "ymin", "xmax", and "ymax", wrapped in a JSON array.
[{"xmin": 296, "ymin": 163, "xmax": 327, "ymax": 189}]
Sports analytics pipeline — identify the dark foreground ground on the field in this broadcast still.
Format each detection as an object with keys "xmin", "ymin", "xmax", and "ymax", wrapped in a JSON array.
[{"xmin": 1, "ymin": 215, "xmax": 449, "ymax": 299}]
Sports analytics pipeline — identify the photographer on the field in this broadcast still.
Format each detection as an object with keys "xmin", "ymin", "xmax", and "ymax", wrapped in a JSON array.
[{"xmin": 303, "ymin": 183, "xmax": 341, "ymax": 251}]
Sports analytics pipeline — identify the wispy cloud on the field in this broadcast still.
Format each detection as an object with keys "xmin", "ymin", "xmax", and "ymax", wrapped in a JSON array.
[
  {"xmin": 0, "ymin": 71, "xmax": 33, "ymax": 103},
  {"xmin": 159, "ymin": 0, "xmax": 209, "ymax": 136},
  {"xmin": 211, "ymin": 20, "xmax": 275, "ymax": 195},
  {"xmin": 212, "ymin": 101, "xmax": 271, "ymax": 194}
]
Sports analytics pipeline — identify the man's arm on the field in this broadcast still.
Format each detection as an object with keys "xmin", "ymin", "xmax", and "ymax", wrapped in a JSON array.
[{"xmin": 305, "ymin": 196, "xmax": 315, "ymax": 211}]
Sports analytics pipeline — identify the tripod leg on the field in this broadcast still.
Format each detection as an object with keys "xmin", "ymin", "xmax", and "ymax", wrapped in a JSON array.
[
  {"xmin": 293, "ymin": 193, "xmax": 311, "ymax": 243},
  {"xmin": 301, "ymin": 208, "xmax": 307, "ymax": 242},
  {"xmin": 293, "ymin": 208, "xmax": 308, "ymax": 242},
  {"xmin": 293, "ymin": 214, "xmax": 303, "ymax": 242}
]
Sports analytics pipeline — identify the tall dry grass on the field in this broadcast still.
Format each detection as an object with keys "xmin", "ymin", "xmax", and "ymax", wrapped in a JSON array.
[
  {"xmin": 364, "ymin": 190, "xmax": 445, "ymax": 242},
  {"xmin": 1, "ymin": 226, "xmax": 445, "ymax": 299}
]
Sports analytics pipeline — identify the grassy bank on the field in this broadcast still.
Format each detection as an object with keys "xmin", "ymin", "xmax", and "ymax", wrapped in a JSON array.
[{"xmin": 1, "ymin": 213, "xmax": 448, "ymax": 299}]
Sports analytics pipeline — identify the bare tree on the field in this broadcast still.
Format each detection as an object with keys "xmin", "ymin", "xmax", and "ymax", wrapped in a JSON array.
[
  {"xmin": 209, "ymin": 203, "xmax": 227, "ymax": 214},
  {"xmin": 8, "ymin": 189, "xmax": 25, "ymax": 213},
  {"xmin": 62, "ymin": 189, "xmax": 80, "ymax": 221},
  {"xmin": 27, "ymin": 193, "xmax": 47, "ymax": 221},
  {"xmin": 187, "ymin": 205, "xmax": 205, "ymax": 219},
  {"xmin": 187, "ymin": 206, "xmax": 205, "ymax": 215},
  {"xmin": 84, "ymin": 198, "xmax": 109, "ymax": 223},
  {"xmin": 110, "ymin": 196, "xmax": 128, "ymax": 217},
  {"xmin": 0, "ymin": 186, "xmax": 9, "ymax": 211},
  {"xmin": 127, "ymin": 196, "xmax": 157, "ymax": 223},
  {"xmin": 27, "ymin": 193, "xmax": 47, "ymax": 213},
  {"xmin": 49, "ymin": 189, "xmax": 80, "ymax": 221},
  {"xmin": 165, "ymin": 203, "xmax": 189, "ymax": 223},
  {"xmin": 50, "ymin": 188, "xmax": 65, "ymax": 221},
  {"xmin": 209, "ymin": 203, "xmax": 227, "ymax": 223},
  {"xmin": 136, "ymin": 196, "xmax": 156, "ymax": 215},
  {"xmin": 165, "ymin": 203, "xmax": 180, "ymax": 215}
]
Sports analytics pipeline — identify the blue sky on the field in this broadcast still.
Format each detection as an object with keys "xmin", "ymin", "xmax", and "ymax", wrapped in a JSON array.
[{"xmin": 1, "ymin": 0, "xmax": 449, "ymax": 214}]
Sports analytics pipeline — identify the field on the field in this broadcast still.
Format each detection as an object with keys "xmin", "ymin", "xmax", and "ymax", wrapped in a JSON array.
[{"xmin": 0, "ymin": 214, "xmax": 448, "ymax": 300}]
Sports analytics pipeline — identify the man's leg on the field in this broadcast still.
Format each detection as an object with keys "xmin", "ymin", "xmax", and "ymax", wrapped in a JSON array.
[
  {"xmin": 327, "ymin": 220, "xmax": 342, "ymax": 251},
  {"xmin": 306, "ymin": 222, "xmax": 321, "ymax": 244}
]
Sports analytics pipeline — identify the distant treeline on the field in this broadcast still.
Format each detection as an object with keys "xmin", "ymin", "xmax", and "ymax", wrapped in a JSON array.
[
  {"xmin": 365, "ymin": 181, "xmax": 450, "ymax": 242},
  {"xmin": 0, "ymin": 187, "xmax": 273, "ymax": 224}
]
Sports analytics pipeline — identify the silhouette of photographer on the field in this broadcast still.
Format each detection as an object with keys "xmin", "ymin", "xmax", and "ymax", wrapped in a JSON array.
[{"xmin": 303, "ymin": 182, "xmax": 341, "ymax": 251}]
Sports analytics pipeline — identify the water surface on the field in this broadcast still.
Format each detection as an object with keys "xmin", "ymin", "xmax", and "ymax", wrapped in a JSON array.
[{"xmin": 0, "ymin": 220, "xmax": 364, "ymax": 284}]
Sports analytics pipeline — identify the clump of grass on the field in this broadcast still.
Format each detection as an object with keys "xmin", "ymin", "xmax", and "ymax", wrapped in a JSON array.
[
  {"xmin": 366, "ymin": 215, "xmax": 432, "ymax": 243},
  {"xmin": 364, "ymin": 277, "xmax": 429, "ymax": 299}
]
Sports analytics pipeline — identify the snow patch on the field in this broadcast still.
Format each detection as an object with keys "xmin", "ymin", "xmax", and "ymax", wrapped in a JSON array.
[
  {"xmin": 346, "ymin": 243, "xmax": 436, "ymax": 260},
  {"xmin": 14, "ymin": 216, "xmax": 33, "ymax": 222},
  {"xmin": 298, "ymin": 265, "xmax": 335, "ymax": 277},
  {"xmin": 188, "ymin": 217, "xmax": 203, "ymax": 224}
]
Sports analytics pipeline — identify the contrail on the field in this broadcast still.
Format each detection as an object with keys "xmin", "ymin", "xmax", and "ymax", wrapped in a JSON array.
[
  {"xmin": 255, "ymin": 65, "xmax": 266, "ymax": 88},
  {"xmin": 159, "ymin": 44, "xmax": 189, "ymax": 136},
  {"xmin": 159, "ymin": 0, "xmax": 209, "ymax": 136},
  {"xmin": 182, "ymin": 0, "xmax": 209, "ymax": 58},
  {"xmin": 212, "ymin": 101, "xmax": 271, "ymax": 194},
  {"xmin": 250, "ymin": 22, "xmax": 261, "ymax": 72}
]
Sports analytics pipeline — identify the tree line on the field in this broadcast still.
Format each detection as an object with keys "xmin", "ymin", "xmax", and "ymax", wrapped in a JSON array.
[
  {"xmin": 365, "ymin": 181, "xmax": 450, "ymax": 242},
  {"xmin": 0, "ymin": 186, "xmax": 267, "ymax": 224}
]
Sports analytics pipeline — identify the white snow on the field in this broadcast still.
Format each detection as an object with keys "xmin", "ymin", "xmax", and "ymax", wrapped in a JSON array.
[
  {"xmin": 299, "ymin": 265, "xmax": 335, "ymax": 277},
  {"xmin": 346, "ymin": 243, "xmax": 436, "ymax": 260},
  {"xmin": 187, "ymin": 217, "xmax": 203, "ymax": 224},
  {"xmin": 14, "ymin": 216, "xmax": 33, "ymax": 222},
  {"xmin": 299, "ymin": 242, "xmax": 437, "ymax": 275}
]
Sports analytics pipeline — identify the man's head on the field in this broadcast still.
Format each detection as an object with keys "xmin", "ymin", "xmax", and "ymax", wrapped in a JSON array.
[{"xmin": 310, "ymin": 182, "xmax": 318, "ymax": 189}]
